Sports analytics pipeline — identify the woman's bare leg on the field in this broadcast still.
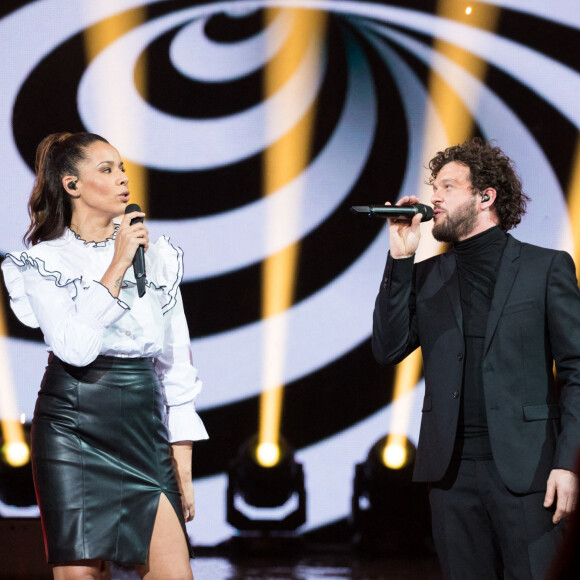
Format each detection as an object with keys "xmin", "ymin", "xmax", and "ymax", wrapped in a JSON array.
[
  {"xmin": 52, "ymin": 560, "xmax": 103, "ymax": 580},
  {"xmin": 135, "ymin": 493, "xmax": 193, "ymax": 580}
]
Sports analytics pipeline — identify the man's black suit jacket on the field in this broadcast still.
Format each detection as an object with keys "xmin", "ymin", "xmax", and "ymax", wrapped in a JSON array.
[{"xmin": 372, "ymin": 234, "xmax": 580, "ymax": 494}]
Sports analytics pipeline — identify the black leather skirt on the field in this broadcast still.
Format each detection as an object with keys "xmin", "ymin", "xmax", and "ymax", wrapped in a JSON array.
[{"xmin": 31, "ymin": 354, "xmax": 188, "ymax": 565}]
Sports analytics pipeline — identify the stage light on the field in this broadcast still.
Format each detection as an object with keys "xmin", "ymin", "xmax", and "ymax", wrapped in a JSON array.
[
  {"xmin": 352, "ymin": 435, "xmax": 431, "ymax": 553},
  {"xmin": 256, "ymin": 441, "xmax": 280, "ymax": 467},
  {"xmin": 227, "ymin": 435, "xmax": 306, "ymax": 531},
  {"xmin": 3, "ymin": 440, "xmax": 29, "ymax": 467},
  {"xmin": 0, "ymin": 422, "xmax": 36, "ymax": 507},
  {"xmin": 382, "ymin": 436, "xmax": 407, "ymax": 470},
  {"xmin": 1, "ymin": 415, "xmax": 30, "ymax": 468}
]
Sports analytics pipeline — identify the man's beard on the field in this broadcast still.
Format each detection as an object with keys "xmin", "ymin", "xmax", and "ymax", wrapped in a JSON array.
[{"xmin": 432, "ymin": 195, "xmax": 478, "ymax": 243}]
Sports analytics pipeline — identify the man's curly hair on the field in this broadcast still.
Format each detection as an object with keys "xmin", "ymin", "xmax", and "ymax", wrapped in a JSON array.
[{"xmin": 428, "ymin": 138, "xmax": 530, "ymax": 232}]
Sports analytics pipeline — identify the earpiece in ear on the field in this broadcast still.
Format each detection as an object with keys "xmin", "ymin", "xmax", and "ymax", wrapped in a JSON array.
[
  {"xmin": 68, "ymin": 181, "xmax": 77, "ymax": 191},
  {"xmin": 481, "ymin": 192, "xmax": 490, "ymax": 202}
]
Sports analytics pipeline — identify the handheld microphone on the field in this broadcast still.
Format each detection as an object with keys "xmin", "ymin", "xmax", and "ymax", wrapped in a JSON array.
[
  {"xmin": 350, "ymin": 203, "xmax": 434, "ymax": 222},
  {"xmin": 124, "ymin": 203, "xmax": 147, "ymax": 297}
]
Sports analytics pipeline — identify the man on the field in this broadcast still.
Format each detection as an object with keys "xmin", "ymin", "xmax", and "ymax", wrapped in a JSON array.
[{"xmin": 372, "ymin": 139, "xmax": 580, "ymax": 579}]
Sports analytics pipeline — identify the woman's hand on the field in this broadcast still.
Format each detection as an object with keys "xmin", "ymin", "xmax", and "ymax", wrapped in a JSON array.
[
  {"xmin": 179, "ymin": 480, "xmax": 195, "ymax": 523},
  {"xmin": 172, "ymin": 442, "xmax": 195, "ymax": 522},
  {"xmin": 100, "ymin": 210, "xmax": 148, "ymax": 296},
  {"xmin": 112, "ymin": 210, "xmax": 149, "ymax": 270}
]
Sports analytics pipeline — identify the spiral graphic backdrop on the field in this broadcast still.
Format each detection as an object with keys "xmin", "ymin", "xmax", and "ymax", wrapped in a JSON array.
[{"xmin": 0, "ymin": 0, "xmax": 579, "ymax": 544}]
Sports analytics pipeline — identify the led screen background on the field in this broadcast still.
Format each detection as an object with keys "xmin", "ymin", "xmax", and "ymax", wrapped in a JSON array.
[{"xmin": 0, "ymin": 0, "xmax": 579, "ymax": 546}]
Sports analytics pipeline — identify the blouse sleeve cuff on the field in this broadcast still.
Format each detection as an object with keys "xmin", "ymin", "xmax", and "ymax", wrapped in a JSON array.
[{"xmin": 166, "ymin": 402, "xmax": 209, "ymax": 443}]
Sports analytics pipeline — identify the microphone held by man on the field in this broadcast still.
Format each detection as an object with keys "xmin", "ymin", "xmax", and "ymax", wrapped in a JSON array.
[{"xmin": 350, "ymin": 203, "xmax": 434, "ymax": 222}]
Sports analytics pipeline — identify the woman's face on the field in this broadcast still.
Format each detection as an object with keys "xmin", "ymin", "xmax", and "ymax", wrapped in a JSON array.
[{"xmin": 68, "ymin": 140, "xmax": 130, "ymax": 220}]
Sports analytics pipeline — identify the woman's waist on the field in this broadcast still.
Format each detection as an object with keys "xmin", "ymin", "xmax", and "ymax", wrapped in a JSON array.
[{"xmin": 48, "ymin": 352, "xmax": 156, "ymax": 373}]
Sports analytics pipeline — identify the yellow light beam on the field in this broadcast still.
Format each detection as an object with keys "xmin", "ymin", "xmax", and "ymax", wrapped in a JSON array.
[
  {"xmin": 426, "ymin": 0, "xmax": 501, "ymax": 145},
  {"xmin": 83, "ymin": 6, "xmax": 148, "ymax": 213},
  {"xmin": 383, "ymin": 348, "xmax": 423, "ymax": 467},
  {"xmin": 385, "ymin": 1, "xmax": 500, "ymax": 460},
  {"xmin": 0, "ymin": 280, "xmax": 28, "ymax": 467},
  {"xmin": 258, "ymin": 8, "xmax": 327, "ymax": 465},
  {"xmin": 567, "ymin": 133, "xmax": 580, "ymax": 280},
  {"xmin": 0, "ymin": 6, "xmax": 152, "ymax": 469}
]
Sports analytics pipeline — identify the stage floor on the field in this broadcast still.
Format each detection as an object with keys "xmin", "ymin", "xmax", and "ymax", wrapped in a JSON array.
[
  {"xmin": 190, "ymin": 554, "xmax": 442, "ymax": 580},
  {"xmin": 110, "ymin": 546, "xmax": 443, "ymax": 580},
  {"xmin": 1, "ymin": 518, "xmax": 442, "ymax": 579}
]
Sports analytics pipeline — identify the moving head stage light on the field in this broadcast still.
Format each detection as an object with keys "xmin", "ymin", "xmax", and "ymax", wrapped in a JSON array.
[{"xmin": 227, "ymin": 435, "xmax": 306, "ymax": 532}]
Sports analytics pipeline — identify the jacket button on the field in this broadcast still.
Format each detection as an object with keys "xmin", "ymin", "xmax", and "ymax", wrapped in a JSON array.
[
  {"xmin": 457, "ymin": 353, "xmax": 464, "ymax": 361},
  {"xmin": 453, "ymin": 391, "xmax": 459, "ymax": 398}
]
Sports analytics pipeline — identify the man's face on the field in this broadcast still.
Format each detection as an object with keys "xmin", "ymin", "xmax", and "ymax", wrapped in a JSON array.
[{"xmin": 430, "ymin": 161, "xmax": 479, "ymax": 242}]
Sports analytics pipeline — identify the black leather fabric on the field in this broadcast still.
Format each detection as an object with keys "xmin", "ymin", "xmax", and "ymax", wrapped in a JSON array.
[{"xmin": 31, "ymin": 355, "xmax": 189, "ymax": 565}]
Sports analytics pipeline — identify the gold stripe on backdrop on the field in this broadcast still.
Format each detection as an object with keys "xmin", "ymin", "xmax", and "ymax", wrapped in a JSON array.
[{"xmin": 83, "ymin": 6, "xmax": 149, "ymax": 212}]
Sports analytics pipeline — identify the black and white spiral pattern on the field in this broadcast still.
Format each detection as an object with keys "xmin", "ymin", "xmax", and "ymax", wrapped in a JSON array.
[{"xmin": 1, "ymin": 0, "xmax": 578, "ymax": 541}]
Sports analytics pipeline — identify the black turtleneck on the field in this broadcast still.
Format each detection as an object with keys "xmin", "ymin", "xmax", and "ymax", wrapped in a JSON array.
[{"xmin": 453, "ymin": 226, "xmax": 508, "ymax": 460}]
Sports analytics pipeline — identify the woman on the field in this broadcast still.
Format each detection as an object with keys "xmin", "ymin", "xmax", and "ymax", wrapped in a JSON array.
[{"xmin": 1, "ymin": 132, "xmax": 208, "ymax": 579}]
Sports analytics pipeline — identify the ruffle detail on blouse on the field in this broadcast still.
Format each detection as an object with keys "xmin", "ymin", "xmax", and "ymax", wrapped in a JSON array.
[
  {"xmin": 1, "ymin": 252, "xmax": 82, "ymax": 328},
  {"xmin": 1, "ymin": 232, "xmax": 184, "ymax": 327},
  {"xmin": 121, "ymin": 236, "xmax": 184, "ymax": 314},
  {"xmin": 68, "ymin": 224, "xmax": 119, "ymax": 247}
]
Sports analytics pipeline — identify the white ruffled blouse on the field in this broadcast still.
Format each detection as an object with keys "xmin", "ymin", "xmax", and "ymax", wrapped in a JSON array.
[{"xmin": 1, "ymin": 227, "xmax": 209, "ymax": 444}]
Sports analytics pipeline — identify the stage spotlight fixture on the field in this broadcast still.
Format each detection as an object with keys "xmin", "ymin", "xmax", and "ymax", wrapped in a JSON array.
[
  {"xmin": 352, "ymin": 435, "xmax": 431, "ymax": 553},
  {"xmin": 0, "ymin": 423, "xmax": 36, "ymax": 508},
  {"xmin": 227, "ymin": 435, "xmax": 306, "ymax": 531}
]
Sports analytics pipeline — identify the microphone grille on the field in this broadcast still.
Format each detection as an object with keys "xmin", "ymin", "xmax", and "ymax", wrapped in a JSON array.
[
  {"xmin": 418, "ymin": 204, "xmax": 434, "ymax": 221},
  {"xmin": 125, "ymin": 203, "xmax": 141, "ymax": 214}
]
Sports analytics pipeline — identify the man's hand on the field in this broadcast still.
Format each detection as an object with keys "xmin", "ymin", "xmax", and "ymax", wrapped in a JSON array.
[
  {"xmin": 387, "ymin": 195, "xmax": 424, "ymax": 259},
  {"xmin": 544, "ymin": 468, "xmax": 578, "ymax": 524}
]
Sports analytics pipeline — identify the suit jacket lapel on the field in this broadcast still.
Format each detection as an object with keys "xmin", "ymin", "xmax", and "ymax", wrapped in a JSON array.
[{"xmin": 484, "ymin": 235, "xmax": 521, "ymax": 355}]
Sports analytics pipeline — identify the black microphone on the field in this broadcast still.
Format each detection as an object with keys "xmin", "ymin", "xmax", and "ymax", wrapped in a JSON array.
[
  {"xmin": 350, "ymin": 203, "xmax": 434, "ymax": 222},
  {"xmin": 125, "ymin": 203, "xmax": 147, "ymax": 297}
]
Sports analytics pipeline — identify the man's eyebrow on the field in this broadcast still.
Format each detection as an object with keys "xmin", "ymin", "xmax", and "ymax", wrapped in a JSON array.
[{"xmin": 434, "ymin": 178, "xmax": 458, "ymax": 186}]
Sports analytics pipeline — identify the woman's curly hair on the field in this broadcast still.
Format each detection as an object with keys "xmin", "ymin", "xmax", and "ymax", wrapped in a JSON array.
[{"xmin": 428, "ymin": 138, "xmax": 530, "ymax": 231}]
